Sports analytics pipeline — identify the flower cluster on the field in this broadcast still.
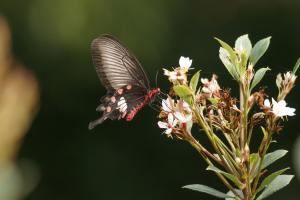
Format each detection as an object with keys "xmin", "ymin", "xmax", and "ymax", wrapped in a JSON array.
[
  {"xmin": 158, "ymin": 96, "xmax": 193, "ymax": 138},
  {"xmin": 163, "ymin": 56, "xmax": 192, "ymax": 84},
  {"xmin": 157, "ymin": 35, "xmax": 299, "ymax": 200}
]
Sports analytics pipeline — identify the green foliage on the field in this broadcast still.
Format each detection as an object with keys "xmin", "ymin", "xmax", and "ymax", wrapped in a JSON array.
[
  {"xmin": 189, "ymin": 70, "xmax": 200, "ymax": 92},
  {"xmin": 235, "ymin": 34, "xmax": 252, "ymax": 59},
  {"xmin": 249, "ymin": 153, "xmax": 260, "ymax": 179},
  {"xmin": 261, "ymin": 150, "xmax": 288, "ymax": 170},
  {"xmin": 250, "ymin": 67, "xmax": 270, "ymax": 91},
  {"xmin": 182, "ymin": 184, "xmax": 232, "ymax": 198},
  {"xmin": 256, "ymin": 175, "xmax": 294, "ymax": 200},
  {"xmin": 218, "ymin": 47, "xmax": 240, "ymax": 81},
  {"xmin": 173, "ymin": 85, "xmax": 193, "ymax": 104},
  {"xmin": 257, "ymin": 168, "xmax": 289, "ymax": 193},
  {"xmin": 249, "ymin": 37, "xmax": 271, "ymax": 66},
  {"xmin": 226, "ymin": 189, "xmax": 243, "ymax": 200},
  {"xmin": 292, "ymin": 57, "xmax": 300, "ymax": 74},
  {"xmin": 206, "ymin": 166, "xmax": 242, "ymax": 188}
]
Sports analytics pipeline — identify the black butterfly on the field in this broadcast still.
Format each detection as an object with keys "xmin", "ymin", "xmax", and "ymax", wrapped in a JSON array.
[{"xmin": 88, "ymin": 34, "xmax": 160, "ymax": 129}]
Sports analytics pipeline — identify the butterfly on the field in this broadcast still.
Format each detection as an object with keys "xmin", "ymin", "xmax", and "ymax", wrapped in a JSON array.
[{"xmin": 88, "ymin": 34, "xmax": 160, "ymax": 129}]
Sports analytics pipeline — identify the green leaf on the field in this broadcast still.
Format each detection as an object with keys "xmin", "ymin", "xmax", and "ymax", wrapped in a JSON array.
[
  {"xmin": 249, "ymin": 37, "xmax": 271, "ymax": 66},
  {"xmin": 215, "ymin": 37, "xmax": 237, "ymax": 63},
  {"xmin": 257, "ymin": 168, "xmax": 289, "ymax": 193},
  {"xmin": 256, "ymin": 175, "xmax": 294, "ymax": 200},
  {"xmin": 206, "ymin": 166, "xmax": 242, "ymax": 188},
  {"xmin": 182, "ymin": 184, "xmax": 232, "ymax": 199},
  {"xmin": 219, "ymin": 47, "xmax": 240, "ymax": 81},
  {"xmin": 173, "ymin": 85, "xmax": 193, "ymax": 104},
  {"xmin": 189, "ymin": 70, "xmax": 200, "ymax": 92},
  {"xmin": 292, "ymin": 57, "xmax": 300, "ymax": 74},
  {"xmin": 250, "ymin": 67, "xmax": 270, "ymax": 91},
  {"xmin": 225, "ymin": 189, "xmax": 243, "ymax": 200},
  {"xmin": 250, "ymin": 153, "xmax": 261, "ymax": 179},
  {"xmin": 261, "ymin": 150, "xmax": 288, "ymax": 170},
  {"xmin": 235, "ymin": 34, "xmax": 252, "ymax": 59}
]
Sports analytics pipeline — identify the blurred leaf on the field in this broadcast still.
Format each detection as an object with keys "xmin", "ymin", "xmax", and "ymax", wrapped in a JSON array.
[
  {"xmin": 256, "ymin": 175, "xmax": 294, "ymax": 200},
  {"xmin": 0, "ymin": 165, "xmax": 23, "ymax": 200},
  {"xmin": 261, "ymin": 150, "xmax": 288, "ymax": 170},
  {"xmin": 235, "ymin": 34, "xmax": 252, "ymax": 59},
  {"xmin": 250, "ymin": 67, "xmax": 270, "ymax": 91},
  {"xmin": 189, "ymin": 70, "xmax": 200, "ymax": 92},
  {"xmin": 173, "ymin": 85, "xmax": 192, "ymax": 104},
  {"xmin": 182, "ymin": 184, "xmax": 231, "ymax": 198},
  {"xmin": 206, "ymin": 166, "xmax": 242, "ymax": 188},
  {"xmin": 257, "ymin": 168, "xmax": 289, "ymax": 193},
  {"xmin": 292, "ymin": 57, "xmax": 300, "ymax": 74},
  {"xmin": 249, "ymin": 37, "xmax": 271, "ymax": 66},
  {"xmin": 218, "ymin": 47, "xmax": 240, "ymax": 81}
]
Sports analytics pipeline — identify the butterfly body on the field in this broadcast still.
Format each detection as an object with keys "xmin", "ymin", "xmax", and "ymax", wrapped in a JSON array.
[{"xmin": 89, "ymin": 35, "xmax": 159, "ymax": 129}]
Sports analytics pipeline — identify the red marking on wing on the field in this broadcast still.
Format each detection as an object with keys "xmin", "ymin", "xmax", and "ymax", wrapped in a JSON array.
[{"xmin": 126, "ymin": 88, "xmax": 160, "ymax": 121}]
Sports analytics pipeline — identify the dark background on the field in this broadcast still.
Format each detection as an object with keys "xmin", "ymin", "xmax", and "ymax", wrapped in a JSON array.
[{"xmin": 1, "ymin": 0, "xmax": 300, "ymax": 199}]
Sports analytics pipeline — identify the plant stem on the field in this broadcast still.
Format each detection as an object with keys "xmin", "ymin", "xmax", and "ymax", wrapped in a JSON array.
[{"xmin": 188, "ymin": 137, "xmax": 243, "ymax": 200}]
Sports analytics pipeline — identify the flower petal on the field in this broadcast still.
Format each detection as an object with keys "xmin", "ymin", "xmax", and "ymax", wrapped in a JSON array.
[
  {"xmin": 165, "ymin": 128, "xmax": 172, "ymax": 135},
  {"xmin": 264, "ymin": 99, "xmax": 271, "ymax": 107},
  {"xmin": 167, "ymin": 113, "xmax": 174, "ymax": 124},
  {"xmin": 158, "ymin": 121, "xmax": 168, "ymax": 129}
]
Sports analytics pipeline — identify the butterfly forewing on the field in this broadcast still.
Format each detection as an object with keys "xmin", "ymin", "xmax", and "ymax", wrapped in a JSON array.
[{"xmin": 91, "ymin": 35, "xmax": 150, "ymax": 91}]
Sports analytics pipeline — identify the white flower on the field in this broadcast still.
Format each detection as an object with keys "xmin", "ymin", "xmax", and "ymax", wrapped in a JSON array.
[
  {"xmin": 264, "ymin": 98, "xmax": 296, "ymax": 117},
  {"xmin": 157, "ymin": 113, "xmax": 178, "ymax": 135},
  {"xmin": 163, "ymin": 69, "xmax": 177, "ymax": 81},
  {"xmin": 179, "ymin": 56, "xmax": 192, "ymax": 71},
  {"xmin": 174, "ymin": 112, "xmax": 192, "ymax": 124},
  {"xmin": 162, "ymin": 97, "xmax": 174, "ymax": 113},
  {"xmin": 201, "ymin": 74, "xmax": 221, "ymax": 97},
  {"xmin": 177, "ymin": 100, "xmax": 192, "ymax": 113},
  {"xmin": 163, "ymin": 68, "xmax": 187, "ymax": 83},
  {"xmin": 264, "ymin": 99, "xmax": 271, "ymax": 108}
]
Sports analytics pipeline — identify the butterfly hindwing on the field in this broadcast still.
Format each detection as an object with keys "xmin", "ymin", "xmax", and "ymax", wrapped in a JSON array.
[{"xmin": 88, "ymin": 84, "xmax": 147, "ymax": 129}]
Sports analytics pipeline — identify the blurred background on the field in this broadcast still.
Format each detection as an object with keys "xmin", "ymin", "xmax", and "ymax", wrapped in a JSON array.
[{"xmin": 1, "ymin": 0, "xmax": 299, "ymax": 199}]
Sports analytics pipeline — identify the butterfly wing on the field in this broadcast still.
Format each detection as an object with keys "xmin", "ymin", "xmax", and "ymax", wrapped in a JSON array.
[
  {"xmin": 88, "ymin": 85, "xmax": 147, "ymax": 130},
  {"xmin": 91, "ymin": 34, "xmax": 150, "ymax": 91},
  {"xmin": 89, "ymin": 35, "xmax": 154, "ymax": 129}
]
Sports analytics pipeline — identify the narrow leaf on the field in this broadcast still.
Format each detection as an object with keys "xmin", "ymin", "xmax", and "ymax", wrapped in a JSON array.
[
  {"xmin": 292, "ymin": 57, "xmax": 300, "ymax": 74},
  {"xmin": 261, "ymin": 150, "xmax": 288, "ymax": 170},
  {"xmin": 215, "ymin": 37, "xmax": 237, "ymax": 63},
  {"xmin": 182, "ymin": 184, "xmax": 231, "ymax": 198},
  {"xmin": 257, "ymin": 168, "xmax": 289, "ymax": 193},
  {"xmin": 250, "ymin": 153, "xmax": 261, "ymax": 179},
  {"xmin": 256, "ymin": 175, "xmax": 294, "ymax": 200},
  {"xmin": 219, "ymin": 47, "xmax": 240, "ymax": 81},
  {"xmin": 225, "ymin": 189, "xmax": 243, "ymax": 200},
  {"xmin": 189, "ymin": 70, "xmax": 200, "ymax": 92},
  {"xmin": 249, "ymin": 37, "xmax": 271, "ymax": 66},
  {"xmin": 250, "ymin": 67, "xmax": 270, "ymax": 91},
  {"xmin": 206, "ymin": 166, "xmax": 242, "ymax": 188},
  {"xmin": 235, "ymin": 34, "xmax": 252, "ymax": 59}
]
